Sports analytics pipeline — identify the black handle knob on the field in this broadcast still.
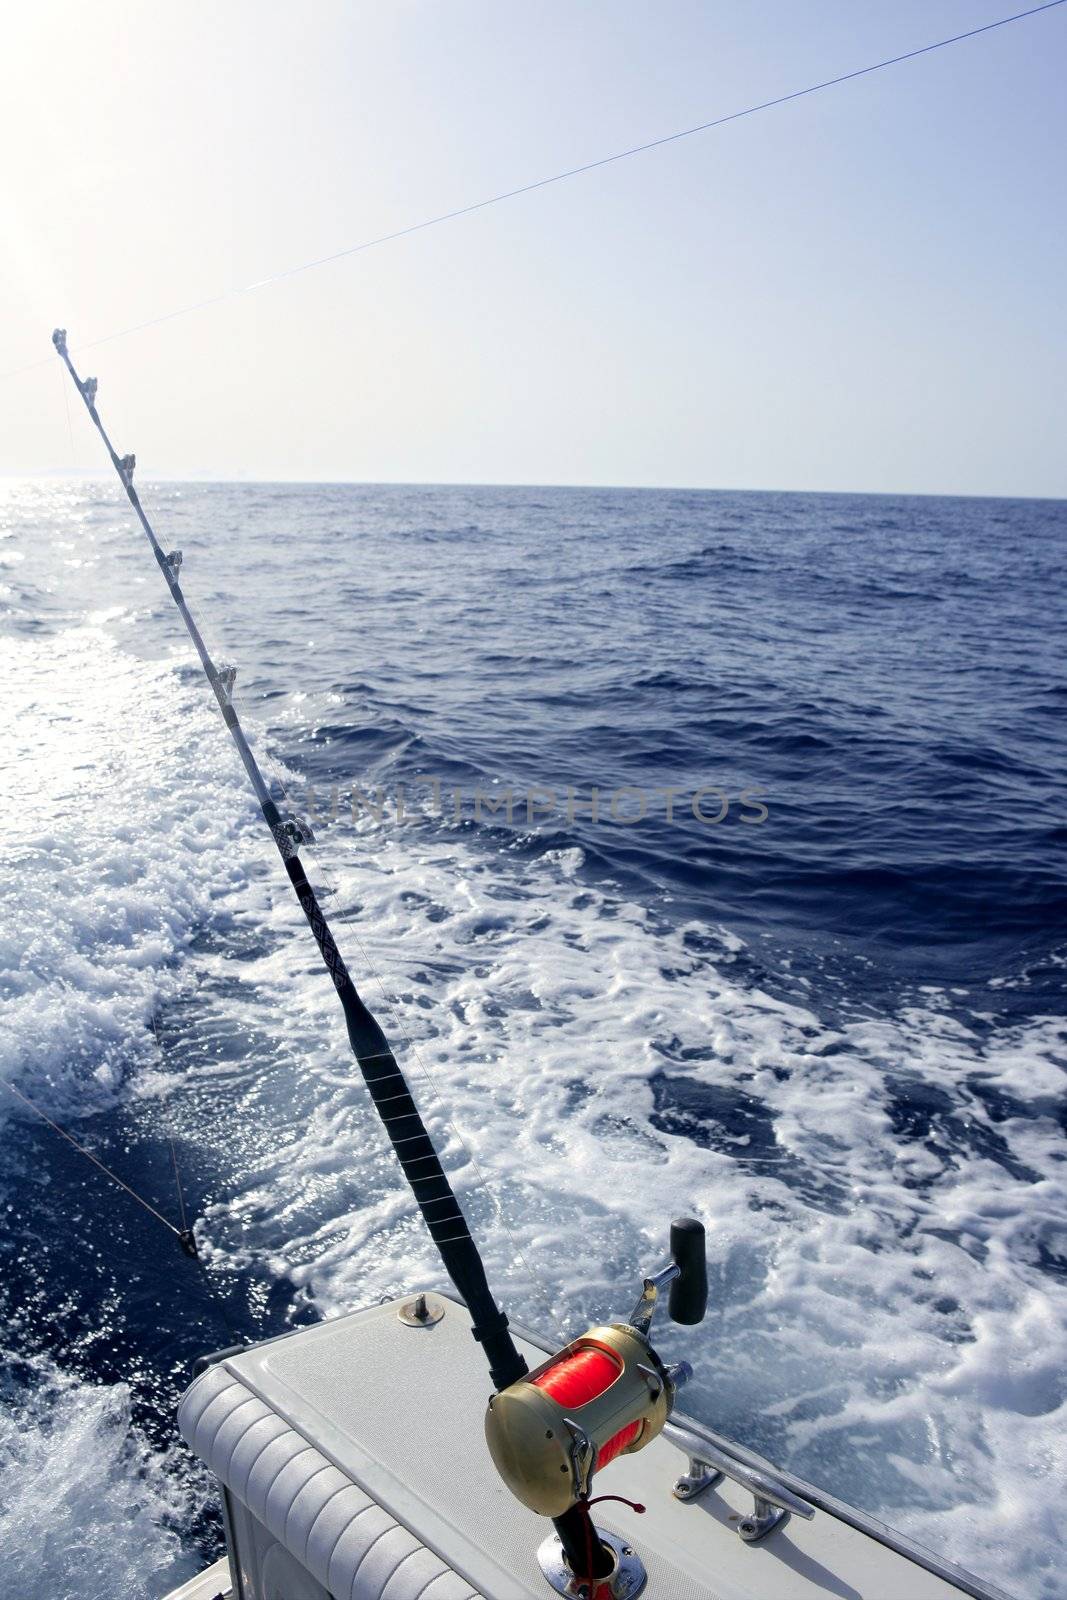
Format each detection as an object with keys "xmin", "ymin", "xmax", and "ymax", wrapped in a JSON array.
[{"xmin": 668, "ymin": 1216, "xmax": 707, "ymax": 1325}]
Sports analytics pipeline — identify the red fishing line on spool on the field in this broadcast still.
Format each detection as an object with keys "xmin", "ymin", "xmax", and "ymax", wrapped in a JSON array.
[
  {"xmin": 532, "ymin": 1346, "xmax": 642, "ymax": 1464},
  {"xmin": 595, "ymin": 1419, "xmax": 641, "ymax": 1465},
  {"xmin": 533, "ymin": 1347, "xmax": 620, "ymax": 1407}
]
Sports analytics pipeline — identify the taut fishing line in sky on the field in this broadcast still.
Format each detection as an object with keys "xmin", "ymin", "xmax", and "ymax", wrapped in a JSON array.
[{"xmin": 4, "ymin": 0, "xmax": 1064, "ymax": 383}]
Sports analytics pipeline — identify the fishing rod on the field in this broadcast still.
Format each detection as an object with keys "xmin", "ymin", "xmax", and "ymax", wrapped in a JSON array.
[
  {"xmin": 54, "ymin": 330, "xmax": 715, "ymax": 1594},
  {"xmin": 51, "ymin": 327, "xmax": 526, "ymax": 1395}
]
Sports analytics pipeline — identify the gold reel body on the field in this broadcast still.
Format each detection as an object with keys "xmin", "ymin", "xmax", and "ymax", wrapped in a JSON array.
[{"xmin": 485, "ymin": 1323, "xmax": 673, "ymax": 1517}]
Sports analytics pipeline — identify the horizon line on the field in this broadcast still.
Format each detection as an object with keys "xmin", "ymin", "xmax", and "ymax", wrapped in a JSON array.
[{"xmin": 5, "ymin": 470, "xmax": 1066, "ymax": 505}]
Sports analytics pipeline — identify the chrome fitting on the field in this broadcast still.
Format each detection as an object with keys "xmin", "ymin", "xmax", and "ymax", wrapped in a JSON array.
[
  {"xmin": 537, "ymin": 1528, "xmax": 646, "ymax": 1599},
  {"xmin": 667, "ymin": 1422, "xmax": 815, "ymax": 1543}
]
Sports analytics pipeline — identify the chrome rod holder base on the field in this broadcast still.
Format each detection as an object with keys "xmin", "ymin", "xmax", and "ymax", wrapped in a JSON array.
[{"xmin": 537, "ymin": 1528, "xmax": 647, "ymax": 1599}]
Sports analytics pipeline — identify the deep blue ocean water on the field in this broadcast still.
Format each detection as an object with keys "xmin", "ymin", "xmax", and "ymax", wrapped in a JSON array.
[{"xmin": 1, "ymin": 481, "xmax": 1065, "ymax": 1597}]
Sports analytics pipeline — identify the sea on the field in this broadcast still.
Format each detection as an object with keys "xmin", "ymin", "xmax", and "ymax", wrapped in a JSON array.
[{"xmin": 1, "ymin": 479, "xmax": 1064, "ymax": 1599}]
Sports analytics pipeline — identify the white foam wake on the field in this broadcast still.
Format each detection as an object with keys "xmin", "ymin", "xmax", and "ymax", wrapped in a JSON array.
[
  {"xmin": 214, "ymin": 814, "xmax": 1066, "ymax": 1599},
  {"xmin": 0, "ymin": 1353, "xmax": 198, "ymax": 1600},
  {"xmin": 0, "ymin": 625, "xmax": 254, "ymax": 1119},
  {"xmin": 4, "ymin": 618, "xmax": 1064, "ymax": 1599}
]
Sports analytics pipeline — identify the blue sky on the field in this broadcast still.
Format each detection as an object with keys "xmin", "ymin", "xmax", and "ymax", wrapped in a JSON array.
[{"xmin": 2, "ymin": 1, "xmax": 1064, "ymax": 494}]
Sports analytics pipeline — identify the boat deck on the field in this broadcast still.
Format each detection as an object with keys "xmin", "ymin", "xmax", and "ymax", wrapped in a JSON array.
[{"xmin": 173, "ymin": 1294, "xmax": 1011, "ymax": 1600}]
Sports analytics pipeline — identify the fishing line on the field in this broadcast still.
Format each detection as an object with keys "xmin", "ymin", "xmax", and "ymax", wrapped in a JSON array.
[
  {"xmin": 60, "ymin": 365, "xmax": 75, "ymax": 465},
  {"xmin": 3, "ymin": 0, "xmax": 1063, "ymax": 384},
  {"xmin": 5, "ymin": 1028, "xmax": 240, "ymax": 1341},
  {"xmin": 109, "ymin": 728, "xmax": 194, "ymax": 1237},
  {"xmin": 134, "ymin": 941, "xmax": 259, "ymax": 1345},
  {"xmin": 2, "ymin": 1078, "xmax": 182, "ymax": 1238},
  {"xmin": 169, "ymin": 1133, "xmax": 190, "ymax": 1234},
  {"xmin": 5, "ymin": 638, "xmax": 246, "ymax": 1338},
  {"xmin": 111, "ymin": 674, "xmax": 299, "ymax": 1345},
  {"xmin": 122, "ymin": 807, "xmax": 193, "ymax": 1247},
  {"xmin": 81, "ymin": 683, "xmax": 204, "ymax": 1259}
]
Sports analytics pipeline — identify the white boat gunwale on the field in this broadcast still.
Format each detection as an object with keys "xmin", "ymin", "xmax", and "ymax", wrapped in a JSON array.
[{"xmin": 170, "ymin": 1293, "xmax": 1018, "ymax": 1600}]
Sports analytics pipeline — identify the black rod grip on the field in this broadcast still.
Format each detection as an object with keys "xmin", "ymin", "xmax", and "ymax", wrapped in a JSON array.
[{"xmin": 668, "ymin": 1216, "xmax": 707, "ymax": 1325}]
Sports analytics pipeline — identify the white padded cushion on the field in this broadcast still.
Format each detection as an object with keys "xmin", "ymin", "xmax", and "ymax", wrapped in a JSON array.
[{"xmin": 179, "ymin": 1364, "xmax": 480, "ymax": 1600}]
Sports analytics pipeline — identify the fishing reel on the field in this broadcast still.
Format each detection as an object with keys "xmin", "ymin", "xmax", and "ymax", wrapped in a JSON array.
[{"xmin": 485, "ymin": 1217, "xmax": 707, "ymax": 1520}]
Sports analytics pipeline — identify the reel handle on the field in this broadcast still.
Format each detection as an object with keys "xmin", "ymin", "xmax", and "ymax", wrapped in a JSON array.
[{"xmin": 668, "ymin": 1216, "xmax": 707, "ymax": 1325}]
